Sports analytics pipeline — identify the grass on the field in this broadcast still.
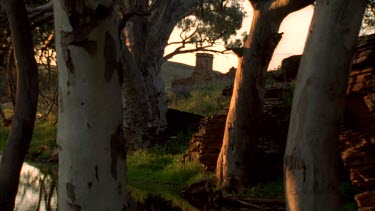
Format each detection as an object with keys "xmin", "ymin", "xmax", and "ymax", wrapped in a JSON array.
[
  {"xmin": 0, "ymin": 107, "xmax": 57, "ymax": 161},
  {"xmin": 244, "ymin": 178, "xmax": 284, "ymax": 199},
  {"xmin": 241, "ymin": 179, "xmax": 358, "ymax": 211},
  {"xmin": 127, "ymin": 150, "xmax": 212, "ymax": 210},
  {"xmin": 168, "ymin": 80, "xmax": 231, "ymax": 116},
  {"xmin": 0, "ymin": 74, "xmax": 360, "ymax": 209}
]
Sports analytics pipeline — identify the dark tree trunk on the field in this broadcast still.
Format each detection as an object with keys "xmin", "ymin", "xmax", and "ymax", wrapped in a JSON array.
[
  {"xmin": 0, "ymin": 0, "xmax": 39, "ymax": 209},
  {"xmin": 0, "ymin": 104, "xmax": 6, "ymax": 123},
  {"xmin": 5, "ymin": 46, "xmax": 16, "ymax": 107}
]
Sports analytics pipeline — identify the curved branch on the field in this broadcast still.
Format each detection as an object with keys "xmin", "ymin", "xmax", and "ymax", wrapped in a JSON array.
[{"xmin": 163, "ymin": 45, "xmax": 229, "ymax": 62}]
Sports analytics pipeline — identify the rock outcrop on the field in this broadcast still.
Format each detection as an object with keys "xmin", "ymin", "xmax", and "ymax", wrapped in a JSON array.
[
  {"xmin": 280, "ymin": 55, "xmax": 302, "ymax": 81},
  {"xmin": 185, "ymin": 78, "xmax": 289, "ymax": 175},
  {"xmin": 340, "ymin": 33, "xmax": 375, "ymax": 211},
  {"xmin": 185, "ymin": 34, "xmax": 375, "ymax": 209},
  {"xmin": 184, "ymin": 113, "xmax": 227, "ymax": 171}
]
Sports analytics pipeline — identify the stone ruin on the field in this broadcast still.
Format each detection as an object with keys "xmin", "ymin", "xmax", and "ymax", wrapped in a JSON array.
[
  {"xmin": 184, "ymin": 33, "xmax": 375, "ymax": 209},
  {"xmin": 171, "ymin": 53, "xmax": 233, "ymax": 89},
  {"xmin": 191, "ymin": 53, "xmax": 214, "ymax": 79},
  {"xmin": 340, "ymin": 33, "xmax": 375, "ymax": 211}
]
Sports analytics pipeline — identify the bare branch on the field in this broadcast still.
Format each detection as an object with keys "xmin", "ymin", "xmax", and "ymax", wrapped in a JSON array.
[
  {"xmin": 119, "ymin": 10, "xmax": 151, "ymax": 32},
  {"xmin": 41, "ymin": 31, "xmax": 55, "ymax": 50},
  {"xmin": 163, "ymin": 45, "xmax": 229, "ymax": 62}
]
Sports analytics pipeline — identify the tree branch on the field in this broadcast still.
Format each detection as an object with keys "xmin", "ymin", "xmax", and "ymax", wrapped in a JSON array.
[
  {"xmin": 27, "ymin": 1, "xmax": 53, "ymax": 28},
  {"xmin": 271, "ymin": 0, "xmax": 315, "ymax": 16},
  {"xmin": 163, "ymin": 45, "xmax": 229, "ymax": 62}
]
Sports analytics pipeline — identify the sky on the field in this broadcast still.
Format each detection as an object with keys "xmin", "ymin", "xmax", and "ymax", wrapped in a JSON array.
[{"xmin": 164, "ymin": 2, "xmax": 315, "ymax": 73}]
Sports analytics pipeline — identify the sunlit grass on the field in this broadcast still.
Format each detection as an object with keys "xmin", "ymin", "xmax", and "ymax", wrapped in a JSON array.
[
  {"xmin": 127, "ymin": 150, "xmax": 210, "ymax": 187},
  {"xmin": 127, "ymin": 150, "xmax": 213, "ymax": 210},
  {"xmin": 168, "ymin": 80, "xmax": 231, "ymax": 116}
]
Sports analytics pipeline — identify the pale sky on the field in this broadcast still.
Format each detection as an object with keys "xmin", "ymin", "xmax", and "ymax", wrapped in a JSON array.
[{"xmin": 164, "ymin": 2, "xmax": 315, "ymax": 73}]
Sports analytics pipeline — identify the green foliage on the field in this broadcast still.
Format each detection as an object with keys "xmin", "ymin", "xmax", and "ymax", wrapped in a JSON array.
[
  {"xmin": 340, "ymin": 182, "xmax": 358, "ymax": 211},
  {"xmin": 0, "ymin": 110, "xmax": 56, "ymax": 160},
  {"xmin": 164, "ymin": 129, "xmax": 194, "ymax": 154},
  {"xmin": 0, "ymin": 126, "xmax": 7, "ymax": 151},
  {"xmin": 363, "ymin": 0, "xmax": 375, "ymax": 29},
  {"xmin": 281, "ymin": 81, "xmax": 295, "ymax": 109},
  {"xmin": 177, "ymin": 0, "xmax": 246, "ymax": 47},
  {"xmin": 168, "ymin": 80, "xmax": 231, "ymax": 116},
  {"xmin": 127, "ymin": 150, "xmax": 211, "ymax": 196},
  {"xmin": 343, "ymin": 202, "xmax": 358, "ymax": 211},
  {"xmin": 243, "ymin": 178, "xmax": 285, "ymax": 199},
  {"xmin": 128, "ymin": 151, "xmax": 206, "ymax": 185}
]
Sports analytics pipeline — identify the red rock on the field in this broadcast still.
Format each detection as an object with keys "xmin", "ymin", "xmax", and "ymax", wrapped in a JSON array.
[{"xmin": 355, "ymin": 191, "xmax": 375, "ymax": 208}]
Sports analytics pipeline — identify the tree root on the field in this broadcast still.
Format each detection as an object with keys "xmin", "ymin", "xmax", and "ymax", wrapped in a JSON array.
[{"xmin": 180, "ymin": 179, "xmax": 286, "ymax": 210}]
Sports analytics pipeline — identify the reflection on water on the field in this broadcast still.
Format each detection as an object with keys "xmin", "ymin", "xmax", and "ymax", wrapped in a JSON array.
[
  {"xmin": 15, "ymin": 163, "xmax": 197, "ymax": 211},
  {"xmin": 15, "ymin": 163, "xmax": 57, "ymax": 211}
]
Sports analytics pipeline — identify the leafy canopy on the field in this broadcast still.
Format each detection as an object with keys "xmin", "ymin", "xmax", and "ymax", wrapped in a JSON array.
[{"xmin": 177, "ymin": 0, "xmax": 246, "ymax": 47}]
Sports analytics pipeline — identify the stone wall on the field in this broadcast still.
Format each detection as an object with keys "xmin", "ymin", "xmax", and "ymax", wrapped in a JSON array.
[
  {"xmin": 340, "ymin": 33, "xmax": 375, "ymax": 211},
  {"xmin": 171, "ymin": 53, "xmax": 233, "ymax": 90}
]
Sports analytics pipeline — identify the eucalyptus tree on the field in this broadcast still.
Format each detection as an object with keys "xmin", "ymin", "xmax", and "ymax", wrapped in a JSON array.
[
  {"xmin": 0, "ymin": 0, "xmax": 39, "ymax": 209},
  {"xmin": 284, "ymin": 0, "xmax": 366, "ymax": 209},
  {"xmin": 121, "ymin": 0, "xmax": 245, "ymax": 149},
  {"xmin": 54, "ymin": 0, "xmax": 127, "ymax": 210},
  {"xmin": 216, "ymin": 0, "xmax": 314, "ymax": 195}
]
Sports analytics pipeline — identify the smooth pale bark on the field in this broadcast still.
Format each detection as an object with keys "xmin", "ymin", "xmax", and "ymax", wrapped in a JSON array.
[
  {"xmin": 122, "ymin": 0, "xmax": 199, "ymax": 148},
  {"xmin": 284, "ymin": 0, "xmax": 366, "ymax": 210},
  {"xmin": 216, "ymin": 0, "xmax": 314, "ymax": 194},
  {"xmin": 54, "ymin": 0, "xmax": 127, "ymax": 210},
  {"xmin": 0, "ymin": 0, "xmax": 39, "ymax": 209}
]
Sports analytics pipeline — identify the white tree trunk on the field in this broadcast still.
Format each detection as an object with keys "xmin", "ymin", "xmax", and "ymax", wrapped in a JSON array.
[
  {"xmin": 284, "ymin": 0, "xmax": 366, "ymax": 210},
  {"xmin": 216, "ymin": 0, "xmax": 314, "ymax": 194},
  {"xmin": 54, "ymin": 0, "xmax": 127, "ymax": 210},
  {"xmin": 121, "ymin": 0, "xmax": 199, "ymax": 148}
]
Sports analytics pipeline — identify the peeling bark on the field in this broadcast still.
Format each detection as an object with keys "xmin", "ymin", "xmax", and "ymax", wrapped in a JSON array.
[
  {"xmin": 55, "ymin": 0, "xmax": 127, "ymax": 210},
  {"xmin": 284, "ymin": 0, "xmax": 367, "ymax": 210}
]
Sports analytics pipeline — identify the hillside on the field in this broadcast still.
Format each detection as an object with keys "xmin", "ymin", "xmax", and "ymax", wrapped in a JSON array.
[{"xmin": 161, "ymin": 61, "xmax": 194, "ymax": 89}]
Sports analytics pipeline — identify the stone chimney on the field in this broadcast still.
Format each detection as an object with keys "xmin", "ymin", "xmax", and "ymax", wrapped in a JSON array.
[
  {"xmin": 194, "ymin": 53, "xmax": 213, "ymax": 73},
  {"xmin": 191, "ymin": 53, "xmax": 215, "ymax": 82}
]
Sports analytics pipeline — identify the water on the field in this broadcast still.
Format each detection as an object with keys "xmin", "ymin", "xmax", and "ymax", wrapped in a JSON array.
[
  {"xmin": 14, "ymin": 163, "xmax": 198, "ymax": 211},
  {"xmin": 15, "ymin": 163, "xmax": 57, "ymax": 211}
]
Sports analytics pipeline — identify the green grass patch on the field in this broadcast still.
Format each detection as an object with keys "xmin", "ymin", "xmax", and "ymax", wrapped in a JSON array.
[
  {"xmin": 244, "ymin": 178, "xmax": 285, "ymax": 199},
  {"xmin": 0, "ymin": 109, "xmax": 57, "ymax": 161},
  {"xmin": 168, "ymin": 80, "xmax": 231, "ymax": 116},
  {"xmin": 127, "ymin": 150, "xmax": 209, "ymax": 187},
  {"xmin": 127, "ymin": 150, "xmax": 212, "ymax": 210}
]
